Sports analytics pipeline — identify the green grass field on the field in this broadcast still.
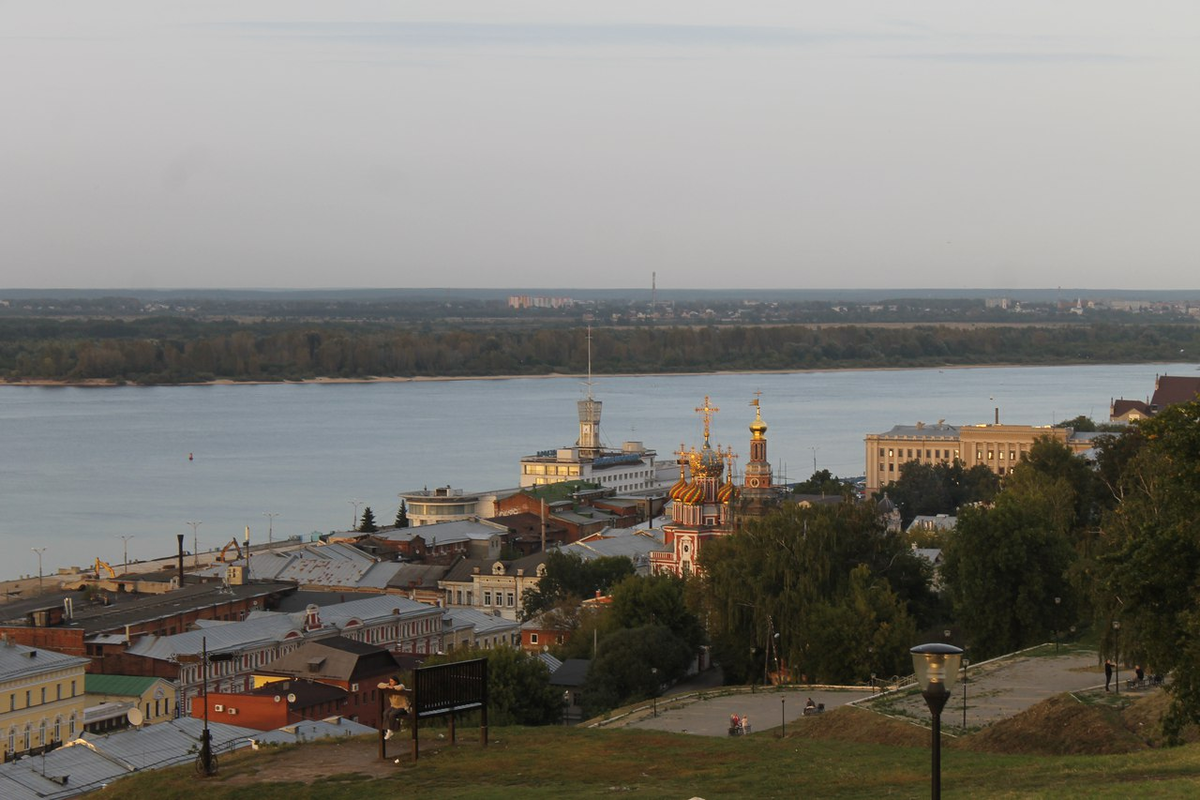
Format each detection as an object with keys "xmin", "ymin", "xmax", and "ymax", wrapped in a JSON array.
[{"xmin": 89, "ymin": 723, "xmax": 1200, "ymax": 800}]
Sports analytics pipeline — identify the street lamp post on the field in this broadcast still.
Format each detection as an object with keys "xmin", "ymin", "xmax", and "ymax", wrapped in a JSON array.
[
  {"xmin": 651, "ymin": 667, "xmax": 658, "ymax": 717},
  {"xmin": 1054, "ymin": 597, "xmax": 1062, "ymax": 654},
  {"xmin": 118, "ymin": 535, "xmax": 134, "ymax": 574},
  {"xmin": 31, "ymin": 548, "xmax": 45, "ymax": 594},
  {"xmin": 1113, "ymin": 620, "xmax": 1121, "ymax": 695},
  {"xmin": 186, "ymin": 521, "xmax": 202, "ymax": 568},
  {"xmin": 349, "ymin": 498, "xmax": 362, "ymax": 530},
  {"xmin": 911, "ymin": 642, "xmax": 964, "ymax": 800},
  {"xmin": 961, "ymin": 657, "xmax": 969, "ymax": 731},
  {"xmin": 781, "ymin": 697, "xmax": 786, "ymax": 738},
  {"xmin": 562, "ymin": 690, "xmax": 570, "ymax": 725},
  {"xmin": 263, "ymin": 512, "xmax": 279, "ymax": 548}
]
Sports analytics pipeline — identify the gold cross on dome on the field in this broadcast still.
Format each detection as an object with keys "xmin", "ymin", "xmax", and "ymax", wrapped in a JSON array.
[{"xmin": 695, "ymin": 396, "xmax": 719, "ymax": 444}]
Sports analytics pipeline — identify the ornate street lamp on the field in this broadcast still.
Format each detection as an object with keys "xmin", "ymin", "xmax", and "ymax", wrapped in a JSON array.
[{"xmin": 911, "ymin": 642, "xmax": 964, "ymax": 800}]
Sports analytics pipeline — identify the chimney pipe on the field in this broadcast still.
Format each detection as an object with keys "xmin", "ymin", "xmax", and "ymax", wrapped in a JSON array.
[
  {"xmin": 176, "ymin": 534, "xmax": 185, "ymax": 585},
  {"xmin": 995, "ymin": 407, "xmax": 999, "ymax": 425}
]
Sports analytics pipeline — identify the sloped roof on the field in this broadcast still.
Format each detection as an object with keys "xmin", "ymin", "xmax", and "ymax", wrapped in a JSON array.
[
  {"xmin": 442, "ymin": 607, "xmax": 520, "ymax": 638},
  {"xmin": 126, "ymin": 595, "xmax": 439, "ymax": 661},
  {"xmin": 256, "ymin": 635, "xmax": 397, "ymax": 682},
  {"xmin": 0, "ymin": 640, "xmax": 89, "ymax": 682},
  {"xmin": 84, "ymin": 674, "xmax": 168, "ymax": 698},
  {"xmin": 385, "ymin": 563, "xmax": 451, "ymax": 590},
  {"xmin": 372, "ymin": 518, "xmax": 508, "ymax": 545},
  {"xmin": 1152, "ymin": 375, "xmax": 1200, "ymax": 408},
  {"xmin": 559, "ymin": 528, "xmax": 663, "ymax": 561},
  {"xmin": 549, "ymin": 658, "xmax": 590, "ymax": 687},
  {"xmin": 872, "ymin": 422, "xmax": 960, "ymax": 438}
]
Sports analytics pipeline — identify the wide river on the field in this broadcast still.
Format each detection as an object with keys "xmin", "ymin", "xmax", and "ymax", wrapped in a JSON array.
[{"xmin": 1, "ymin": 363, "xmax": 1192, "ymax": 575}]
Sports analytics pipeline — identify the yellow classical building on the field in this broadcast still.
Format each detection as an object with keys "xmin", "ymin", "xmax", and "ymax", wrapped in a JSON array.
[
  {"xmin": 865, "ymin": 422, "xmax": 1100, "ymax": 496},
  {"xmin": 0, "ymin": 637, "xmax": 89, "ymax": 762}
]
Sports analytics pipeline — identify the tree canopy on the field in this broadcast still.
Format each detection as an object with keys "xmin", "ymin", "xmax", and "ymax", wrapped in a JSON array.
[{"xmin": 520, "ymin": 551, "xmax": 635, "ymax": 620}]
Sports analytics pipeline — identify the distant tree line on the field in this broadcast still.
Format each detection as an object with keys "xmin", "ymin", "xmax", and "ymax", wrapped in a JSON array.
[{"xmin": 1, "ymin": 319, "xmax": 1197, "ymax": 384}]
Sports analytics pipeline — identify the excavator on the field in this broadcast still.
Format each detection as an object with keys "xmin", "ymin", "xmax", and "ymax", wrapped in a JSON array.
[
  {"xmin": 93, "ymin": 558, "xmax": 116, "ymax": 579},
  {"xmin": 218, "ymin": 538, "xmax": 244, "ymax": 563}
]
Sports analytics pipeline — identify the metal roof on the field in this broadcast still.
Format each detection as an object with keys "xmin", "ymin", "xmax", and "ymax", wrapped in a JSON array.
[
  {"xmin": 126, "ymin": 594, "xmax": 440, "ymax": 662},
  {"xmin": 0, "ymin": 640, "xmax": 89, "ymax": 682},
  {"xmin": 84, "ymin": 674, "xmax": 167, "ymax": 698}
]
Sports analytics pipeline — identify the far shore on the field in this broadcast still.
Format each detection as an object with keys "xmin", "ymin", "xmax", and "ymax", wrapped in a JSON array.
[{"xmin": 5, "ymin": 360, "xmax": 1185, "ymax": 388}]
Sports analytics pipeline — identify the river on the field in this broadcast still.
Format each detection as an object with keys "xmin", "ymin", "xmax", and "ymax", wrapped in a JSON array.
[{"xmin": 0, "ymin": 363, "xmax": 1190, "ymax": 575}]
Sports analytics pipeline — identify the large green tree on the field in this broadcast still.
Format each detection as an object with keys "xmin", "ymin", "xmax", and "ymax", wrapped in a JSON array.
[
  {"xmin": 698, "ymin": 502, "xmax": 924, "ymax": 684},
  {"xmin": 423, "ymin": 646, "xmax": 562, "ymax": 726},
  {"xmin": 520, "ymin": 551, "xmax": 634, "ymax": 620},
  {"xmin": 1092, "ymin": 401, "xmax": 1200, "ymax": 739},
  {"xmin": 940, "ymin": 476, "xmax": 1076, "ymax": 659},
  {"xmin": 581, "ymin": 625, "xmax": 693, "ymax": 717}
]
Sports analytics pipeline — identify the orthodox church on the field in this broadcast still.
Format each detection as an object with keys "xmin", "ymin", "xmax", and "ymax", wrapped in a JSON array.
[{"xmin": 649, "ymin": 396, "xmax": 779, "ymax": 577}]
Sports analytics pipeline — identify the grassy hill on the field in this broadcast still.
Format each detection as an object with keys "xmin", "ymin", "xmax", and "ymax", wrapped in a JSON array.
[{"xmin": 90, "ymin": 694, "xmax": 1200, "ymax": 799}]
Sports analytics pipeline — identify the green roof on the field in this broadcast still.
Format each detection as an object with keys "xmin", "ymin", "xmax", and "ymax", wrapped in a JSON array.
[
  {"xmin": 524, "ymin": 481, "xmax": 601, "ymax": 502},
  {"xmin": 85, "ymin": 674, "xmax": 164, "ymax": 697}
]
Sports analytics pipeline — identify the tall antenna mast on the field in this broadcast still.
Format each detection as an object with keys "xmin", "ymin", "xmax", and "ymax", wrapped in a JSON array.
[
  {"xmin": 651, "ymin": 271, "xmax": 657, "ymax": 318},
  {"xmin": 586, "ymin": 325, "xmax": 594, "ymax": 400}
]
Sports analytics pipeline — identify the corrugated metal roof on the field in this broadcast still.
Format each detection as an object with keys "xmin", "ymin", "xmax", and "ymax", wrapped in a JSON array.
[
  {"xmin": 0, "ymin": 640, "xmax": 89, "ymax": 682},
  {"xmin": 84, "ymin": 674, "xmax": 165, "ymax": 697}
]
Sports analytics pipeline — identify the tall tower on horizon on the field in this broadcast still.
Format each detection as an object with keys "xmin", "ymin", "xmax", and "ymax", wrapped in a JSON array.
[
  {"xmin": 740, "ymin": 395, "xmax": 777, "ymax": 518},
  {"xmin": 577, "ymin": 327, "xmax": 602, "ymax": 458}
]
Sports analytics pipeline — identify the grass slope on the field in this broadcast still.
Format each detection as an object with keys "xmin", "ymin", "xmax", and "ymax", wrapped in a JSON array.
[{"xmin": 89, "ymin": 708, "xmax": 1200, "ymax": 800}]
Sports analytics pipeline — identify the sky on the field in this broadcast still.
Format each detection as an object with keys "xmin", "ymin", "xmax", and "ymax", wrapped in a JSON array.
[{"xmin": 2, "ymin": 2, "xmax": 1198, "ymax": 291}]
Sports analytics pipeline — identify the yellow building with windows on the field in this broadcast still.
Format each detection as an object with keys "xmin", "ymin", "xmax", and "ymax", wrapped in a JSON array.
[
  {"xmin": 865, "ymin": 422, "xmax": 1100, "ymax": 496},
  {"xmin": 0, "ymin": 637, "xmax": 88, "ymax": 762}
]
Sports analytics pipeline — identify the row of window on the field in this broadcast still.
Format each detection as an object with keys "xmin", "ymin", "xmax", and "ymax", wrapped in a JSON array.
[
  {"xmin": 8, "ymin": 680, "xmax": 78, "ymax": 712},
  {"xmin": 879, "ymin": 447, "xmax": 960, "ymax": 459},
  {"xmin": 3, "ymin": 714, "xmax": 76, "ymax": 760}
]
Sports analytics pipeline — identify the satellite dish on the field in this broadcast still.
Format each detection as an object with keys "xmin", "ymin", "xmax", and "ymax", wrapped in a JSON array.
[
  {"xmin": 287, "ymin": 693, "xmax": 297, "ymax": 703},
  {"xmin": 273, "ymin": 695, "xmax": 282, "ymax": 703},
  {"xmin": 127, "ymin": 708, "xmax": 144, "ymax": 727}
]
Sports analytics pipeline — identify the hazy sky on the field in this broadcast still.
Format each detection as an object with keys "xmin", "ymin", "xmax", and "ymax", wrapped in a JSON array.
[{"xmin": 3, "ymin": 2, "xmax": 1198, "ymax": 291}]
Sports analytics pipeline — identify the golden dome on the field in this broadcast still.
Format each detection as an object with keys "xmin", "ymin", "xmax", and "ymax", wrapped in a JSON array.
[
  {"xmin": 689, "ymin": 444, "xmax": 725, "ymax": 479},
  {"xmin": 749, "ymin": 405, "xmax": 767, "ymax": 439},
  {"xmin": 717, "ymin": 480, "xmax": 737, "ymax": 503}
]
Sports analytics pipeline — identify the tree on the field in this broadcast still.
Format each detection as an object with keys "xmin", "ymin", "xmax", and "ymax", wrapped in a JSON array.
[
  {"xmin": 520, "ymin": 552, "xmax": 634, "ymax": 619},
  {"xmin": 1092, "ymin": 401, "xmax": 1200, "ymax": 739},
  {"xmin": 697, "ymin": 502, "xmax": 926, "ymax": 684},
  {"xmin": 940, "ymin": 481, "xmax": 1076, "ymax": 659},
  {"xmin": 358, "ymin": 506, "xmax": 378, "ymax": 533},
  {"xmin": 581, "ymin": 625, "xmax": 693, "ymax": 716},
  {"xmin": 395, "ymin": 500, "xmax": 409, "ymax": 528},
  {"xmin": 791, "ymin": 469, "xmax": 852, "ymax": 497},
  {"xmin": 422, "ymin": 646, "xmax": 562, "ymax": 726},
  {"xmin": 608, "ymin": 573, "xmax": 706, "ymax": 653}
]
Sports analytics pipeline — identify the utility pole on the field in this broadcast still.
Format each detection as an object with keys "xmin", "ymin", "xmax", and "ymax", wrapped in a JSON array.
[
  {"xmin": 263, "ymin": 512, "xmax": 279, "ymax": 548},
  {"xmin": 349, "ymin": 498, "xmax": 362, "ymax": 530},
  {"xmin": 31, "ymin": 548, "xmax": 46, "ymax": 594},
  {"xmin": 186, "ymin": 521, "xmax": 202, "ymax": 568}
]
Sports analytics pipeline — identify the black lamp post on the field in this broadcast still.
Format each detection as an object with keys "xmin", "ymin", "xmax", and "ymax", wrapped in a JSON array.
[
  {"xmin": 651, "ymin": 668, "xmax": 658, "ymax": 718},
  {"xmin": 1113, "ymin": 621, "xmax": 1121, "ymax": 695},
  {"xmin": 961, "ymin": 657, "xmax": 969, "ymax": 731},
  {"xmin": 1054, "ymin": 597, "xmax": 1062, "ymax": 654},
  {"xmin": 911, "ymin": 642, "xmax": 964, "ymax": 800},
  {"xmin": 780, "ymin": 697, "xmax": 786, "ymax": 738}
]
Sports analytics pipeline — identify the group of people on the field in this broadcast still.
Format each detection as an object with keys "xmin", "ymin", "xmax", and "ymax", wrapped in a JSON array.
[
  {"xmin": 1104, "ymin": 660, "xmax": 1154, "ymax": 691},
  {"xmin": 728, "ymin": 713, "xmax": 751, "ymax": 735}
]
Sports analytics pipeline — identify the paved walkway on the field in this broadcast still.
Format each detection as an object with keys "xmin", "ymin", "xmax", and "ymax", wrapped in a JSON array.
[
  {"xmin": 873, "ymin": 649, "xmax": 1105, "ymax": 729},
  {"xmin": 604, "ymin": 686, "xmax": 872, "ymax": 737},
  {"xmin": 612, "ymin": 648, "xmax": 1106, "ymax": 737}
]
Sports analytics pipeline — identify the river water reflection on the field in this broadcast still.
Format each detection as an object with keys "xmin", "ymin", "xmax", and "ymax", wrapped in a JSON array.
[{"xmin": 0, "ymin": 363, "xmax": 1190, "ymax": 571}]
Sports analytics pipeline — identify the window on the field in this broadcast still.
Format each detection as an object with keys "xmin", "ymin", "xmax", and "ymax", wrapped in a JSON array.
[
  {"xmin": 987, "ymin": 450, "xmax": 994, "ymax": 460},
  {"xmin": 507, "ymin": 592, "xmax": 515, "ymax": 607},
  {"xmin": 907, "ymin": 449, "xmax": 913, "ymax": 458},
  {"xmin": 484, "ymin": 591, "xmax": 492, "ymax": 606},
  {"xmin": 1010, "ymin": 450, "xmax": 1016, "ymax": 461},
  {"xmin": 56, "ymin": 684, "xmax": 61, "ymax": 701},
  {"xmin": 888, "ymin": 449, "xmax": 894, "ymax": 457},
  {"xmin": 531, "ymin": 633, "xmax": 539, "ymax": 645},
  {"xmin": 878, "ymin": 448, "xmax": 884, "ymax": 457},
  {"xmin": 888, "ymin": 463, "xmax": 894, "ymax": 472}
]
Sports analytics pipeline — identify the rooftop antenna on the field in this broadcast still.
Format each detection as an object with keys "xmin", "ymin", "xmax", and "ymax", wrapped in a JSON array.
[{"xmin": 586, "ymin": 325, "xmax": 594, "ymax": 401}]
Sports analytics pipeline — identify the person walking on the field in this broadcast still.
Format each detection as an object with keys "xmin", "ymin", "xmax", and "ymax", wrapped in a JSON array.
[{"xmin": 1104, "ymin": 659, "xmax": 1114, "ymax": 691}]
